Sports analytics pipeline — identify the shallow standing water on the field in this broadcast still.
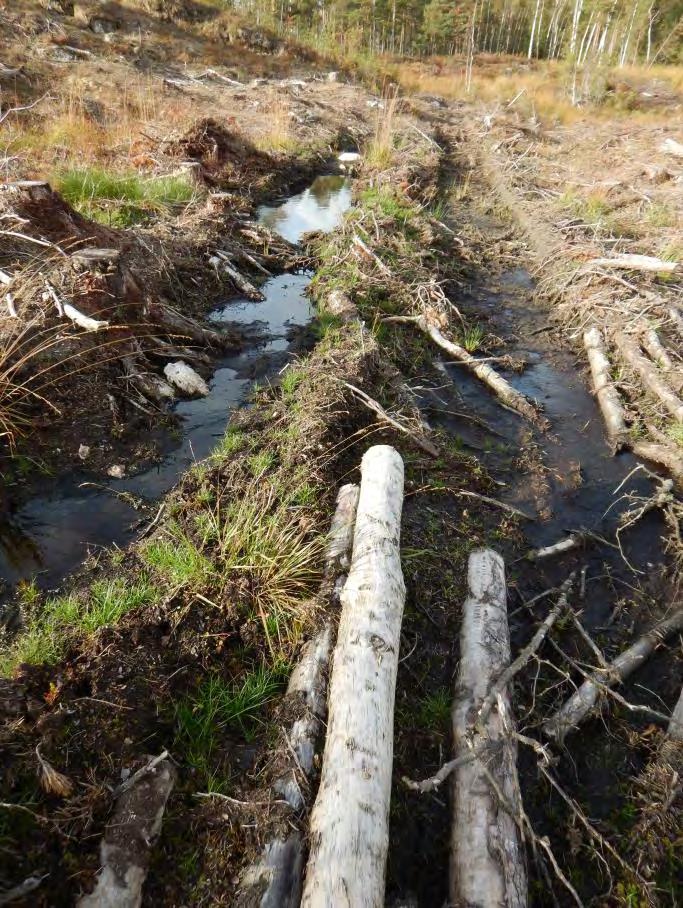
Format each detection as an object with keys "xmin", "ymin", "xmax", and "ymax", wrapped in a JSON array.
[{"xmin": 0, "ymin": 175, "xmax": 351, "ymax": 591}]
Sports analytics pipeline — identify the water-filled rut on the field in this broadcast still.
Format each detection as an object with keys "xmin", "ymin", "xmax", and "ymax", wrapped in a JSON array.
[{"xmin": 0, "ymin": 175, "xmax": 351, "ymax": 590}]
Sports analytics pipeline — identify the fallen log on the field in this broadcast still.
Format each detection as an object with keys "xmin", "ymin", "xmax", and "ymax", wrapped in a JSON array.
[
  {"xmin": 613, "ymin": 330, "xmax": 683, "ymax": 422},
  {"xmin": 667, "ymin": 687, "xmax": 683, "ymax": 744},
  {"xmin": 631, "ymin": 441, "xmax": 683, "ymax": 490},
  {"xmin": 640, "ymin": 327, "xmax": 682, "ymax": 393},
  {"xmin": 148, "ymin": 300, "xmax": 236, "ymax": 349},
  {"xmin": 450, "ymin": 549, "xmax": 527, "ymax": 908},
  {"xmin": 584, "ymin": 253, "xmax": 680, "ymax": 274},
  {"xmin": 236, "ymin": 484, "xmax": 359, "ymax": 907},
  {"xmin": 301, "ymin": 445, "xmax": 405, "ymax": 908},
  {"xmin": 121, "ymin": 345, "xmax": 175, "ymax": 405},
  {"xmin": 670, "ymin": 308, "xmax": 683, "ymax": 341},
  {"xmin": 583, "ymin": 326, "xmax": 629, "ymax": 450},
  {"xmin": 543, "ymin": 609, "xmax": 683, "ymax": 744},
  {"xmin": 210, "ymin": 251, "xmax": 265, "ymax": 301},
  {"xmin": 163, "ymin": 360, "xmax": 210, "ymax": 397},
  {"xmin": 395, "ymin": 314, "xmax": 546, "ymax": 428},
  {"xmin": 77, "ymin": 754, "xmax": 175, "ymax": 907},
  {"xmin": 527, "ymin": 533, "xmax": 582, "ymax": 561}
]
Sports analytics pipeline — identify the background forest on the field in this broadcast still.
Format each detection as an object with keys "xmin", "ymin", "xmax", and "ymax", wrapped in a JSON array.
[{"xmin": 226, "ymin": 1, "xmax": 683, "ymax": 64}]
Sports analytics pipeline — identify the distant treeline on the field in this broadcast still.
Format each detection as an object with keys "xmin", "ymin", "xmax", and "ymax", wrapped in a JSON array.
[{"xmin": 227, "ymin": 1, "xmax": 683, "ymax": 64}]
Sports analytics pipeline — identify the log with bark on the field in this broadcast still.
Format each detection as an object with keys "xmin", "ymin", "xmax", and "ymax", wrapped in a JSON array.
[
  {"xmin": 393, "ymin": 314, "xmax": 546, "ymax": 428},
  {"xmin": 236, "ymin": 484, "xmax": 359, "ymax": 907},
  {"xmin": 301, "ymin": 445, "xmax": 406, "ymax": 908},
  {"xmin": 77, "ymin": 754, "xmax": 175, "ymax": 907},
  {"xmin": 613, "ymin": 329, "xmax": 683, "ymax": 422},
  {"xmin": 543, "ymin": 609, "xmax": 683, "ymax": 744},
  {"xmin": 583, "ymin": 326, "xmax": 629, "ymax": 451},
  {"xmin": 450, "ymin": 548, "xmax": 527, "ymax": 908}
]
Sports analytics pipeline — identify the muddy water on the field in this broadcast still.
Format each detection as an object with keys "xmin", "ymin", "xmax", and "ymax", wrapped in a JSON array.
[
  {"xmin": 422, "ymin": 264, "xmax": 665, "ymax": 629},
  {"xmin": 0, "ymin": 175, "xmax": 351, "ymax": 592}
]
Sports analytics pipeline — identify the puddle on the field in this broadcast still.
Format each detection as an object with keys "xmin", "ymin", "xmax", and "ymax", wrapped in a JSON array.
[
  {"xmin": 0, "ymin": 176, "xmax": 351, "ymax": 591},
  {"xmin": 423, "ymin": 265, "xmax": 665, "ymax": 626}
]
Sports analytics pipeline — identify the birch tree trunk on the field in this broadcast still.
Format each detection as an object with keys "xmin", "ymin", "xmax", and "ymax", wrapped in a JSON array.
[
  {"xmin": 583, "ymin": 326, "xmax": 629, "ymax": 450},
  {"xmin": 301, "ymin": 445, "xmax": 406, "ymax": 908},
  {"xmin": 451, "ymin": 549, "xmax": 527, "ymax": 908}
]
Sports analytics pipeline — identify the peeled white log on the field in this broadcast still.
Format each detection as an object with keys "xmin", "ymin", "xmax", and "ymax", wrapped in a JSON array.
[
  {"xmin": 163, "ymin": 361, "xmax": 209, "ymax": 397},
  {"xmin": 527, "ymin": 533, "xmax": 581, "ymax": 561},
  {"xmin": 451, "ymin": 549, "xmax": 527, "ymax": 908},
  {"xmin": 660, "ymin": 137, "xmax": 683, "ymax": 159},
  {"xmin": 237, "ymin": 484, "xmax": 359, "ymax": 907},
  {"xmin": 543, "ymin": 609, "xmax": 683, "ymax": 743},
  {"xmin": 585, "ymin": 254, "xmax": 680, "ymax": 274},
  {"xmin": 583, "ymin": 326, "xmax": 629, "ymax": 450},
  {"xmin": 63, "ymin": 302, "xmax": 110, "ymax": 331},
  {"xmin": 122, "ymin": 348, "xmax": 175, "ymax": 404},
  {"xmin": 78, "ymin": 756, "xmax": 175, "ymax": 908},
  {"xmin": 0, "ymin": 269, "xmax": 12, "ymax": 285},
  {"xmin": 613, "ymin": 330, "xmax": 683, "ymax": 422},
  {"xmin": 417, "ymin": 315, "xmax": 545, "ymax": 427},
  {"xmin": 5, "ymin": 293, "xmax": 17, "ymax": 318},
  {"xmin": 301, "ymin": 445, "xmax": 405, "ymax": 908},
  {"xmin": 641, "ymin": 327, "xmax": 675, "ymax": 371}
]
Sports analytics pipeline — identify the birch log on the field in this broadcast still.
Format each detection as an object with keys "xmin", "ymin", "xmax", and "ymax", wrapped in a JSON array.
[
  {"xmin": 584, "ymin": 254, "xmax": 680, "ymax": 274},
  {"xmin": 451, "ymin": 549, "xmax": 527, "ymax": 908},
  {"xmin": 544, "ymin": 609, "xmax": 683, "ymax": 743},
  {"xmin": 301, "ymin": 445, "xmax": 405, "ymax": 908},
  {"xmin": 583, "ymin": 326, "xmax": 629, "ymax": 450},
  {"xmin": 236, "ymin": 484, "xmax": 359, "ymax": 908},
  {"xmin": 415, "ymin": 315, "xmax": 546, "ymax": 427},
  {"xmin": 78, "ymin": 755, "xmax": 175, "ymax": 907},
  {"xmin": 613, "ymin": 330, "xmax": 683, "ymax": 422}
]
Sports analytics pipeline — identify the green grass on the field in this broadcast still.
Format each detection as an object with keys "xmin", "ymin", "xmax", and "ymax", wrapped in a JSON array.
[
  {"xmin": 646, "ymin": 202, "xmax": 677, "ymax": 229},
  {"xmin": 360, "ymin": 185, "xmax": 416, "ymax": 226},
  {"xmin": 667, "ymin": 423, "xmax": 683, "ymax": 447},
  {"xmin": 142, "ymin": 522, "xmax": 214, "ymax": 586},
  {"xmin": 174, "ymin": 663, "xmax": 288, "ymax": 787},
  {"xmin": 211, "ymin": 424, "xmax": 246, "ymax": 460},
  {"xmin": 203, "ymin": 485, "xmax": 324, "ymax": 650},
  {"xmin": 248, "ymin": 449, "xmax": 276, "ymax": 477},
  {"xmin": 0, "ymin": 578, "xmax": 157, "ymax": 676},
  {"xmin": 461, "ymin": 323, "xmax": 485, "ymax": 353},
  {"xmin": 55, "ymin": 167, "xmax": 196, "ymax": 227},
  {"xmin": 417, "ymin": 688, "xmax": 451, "ymax": 729},
  {"xmin": 280, "ymin": 367, "xmax": 303, "ymax": 397}
]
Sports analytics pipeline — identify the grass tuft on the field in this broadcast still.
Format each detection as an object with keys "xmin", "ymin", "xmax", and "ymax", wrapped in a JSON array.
[
  {"xmin": 0, "ymin": 578, "xmax": 156, "ymax": 676},
  {"xmin": 142, "ymin": 522, "xmax": 214, "ymax": 587}
]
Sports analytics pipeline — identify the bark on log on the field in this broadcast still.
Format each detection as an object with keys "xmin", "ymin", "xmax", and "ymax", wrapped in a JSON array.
[
  {"xmin": 301, "ymin": 445, "xmax": 406, "ymax": 908},
  {"xmin": 416, "ymin": 315, "xmax": 546, "ymax": 428},
  {"xmin": 121, "ymin": 346, "xmax": 175, "ymax": 405},
  {"xmin": 613, "ymin": 330, "xmax": 683, "ymax": 422},
  {"xmin": 236, "ymin": 484, "xmax": 359, "ymax": 907},
  {"xmin": 148, "ymin": 301, "xmax": 237, "ymax": 349},
  {"xmin": 450, "ymin": 549, "xmax": 527, "ymax": 908},
  {"xmin": 77, "ymin": 756, "xmax": 175, "ymax": 908},
  {"xmin": 543, "ymin": 609, "xmax": 683, "ymax": 743},
  {"xmin": 583, "ymin": 326, "xmax": 629, "ymax": 450}
]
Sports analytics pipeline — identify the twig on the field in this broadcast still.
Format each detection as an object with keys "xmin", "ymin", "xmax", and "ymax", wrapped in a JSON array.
[
  {"xmin": 113, "ymin": 750, "xmax": 169, "ymax": 798},
  {"xmin": 340, "ymin": 380, "xmax": 439, "ymax": 457},
  {"xmin": 0, "ymin": 874, "xmax": 48, "ymax": 906},
  {"xmin": 478, "ymin": 573, "xmax": 575, "ymax": 724},
  {"xmin": 194, "ymin": 792, "xmax": 289, "ymax": 808}
]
